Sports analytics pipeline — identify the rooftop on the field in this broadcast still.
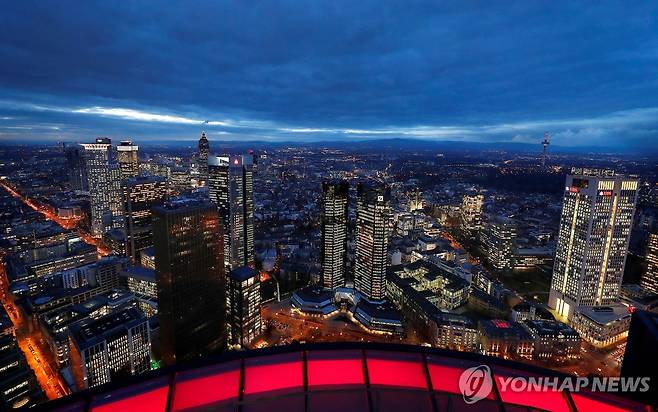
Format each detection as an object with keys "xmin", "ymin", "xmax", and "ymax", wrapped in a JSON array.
[{"xmin": 228, "ymin": 266, "xmax": 259, "ymax": 282}]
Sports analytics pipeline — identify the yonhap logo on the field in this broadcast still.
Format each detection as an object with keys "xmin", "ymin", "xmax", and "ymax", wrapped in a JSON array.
[{"xmin": 459, "ymin": 365, "xmax": 493, "ymax": 404}]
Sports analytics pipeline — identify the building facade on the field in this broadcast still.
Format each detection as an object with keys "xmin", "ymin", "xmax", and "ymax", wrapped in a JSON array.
[
  {"xmin": 226, "ymin": 266, "xmax": 261, "ymax": 347},
  {"xmin": 116, "ymin": 140, "xmax": 139, "ymax": 179},
  {"xmin": 355, "ymin": 183, "xmax": 391, "ymax": 302},
  {"xmin": 208, "ymin": 155, "xmax": 231, "ymax": 267},
  {"xmin": 549, "ymin": 169, "xmax": 638, "ymax": 320},
  {"xmin": 482, "ymin": 215, "xmax": 517, "ymax": 271},
  {"xmin": 640, "ymin": 232, "xmax": 658, "ymax": 294},
  {"xmin": 320, "ymin": 180, "xmax": 349, "ymax": 289},
  {"xmin": 123, "ymin": 176, "xmax": 168, "ymax": 262},
  {"xmin": 198, "ymin": 131, "xmax": 209, "ymax": 182},
  {"xmin": 82, "ymin": 138, "xmax": 122, "ymax": 237},
  {"xmin": 228, "ymin": 155, "xmax": 255, "ymax": 268},
  {"xmin": 461, "ymin": 192, "xmax": 484, "ymax": 231},
  {"xmin": 68, "ymin": 307, "xmax": 150, "ymax": 389},
  {"xmin": 153, "ymin": 199, "xmax": 226, "ymax": 365}
]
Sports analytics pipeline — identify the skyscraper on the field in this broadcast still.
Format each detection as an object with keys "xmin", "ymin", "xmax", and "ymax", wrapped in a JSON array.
[
  {"xmin": 228, "ymin": 155, "xmax": 254, "ymax": 268},
  {"xmin": 153, "ymin": 199, "xmax": 225, "ymax": 365},
  {"xmin": 482, "ymin": 215, "xmax": 517, "ymax": 271},
  {"xmin": 106, "ymin": 164, "xmax": 125, "ymax": 230},
  {"xmin": 116, "ymin": 140, "xmax": 139, "ymax": 179},
  {"xmin": 82, "ymin": 138, "xmax": 122, "ymax": 237},
  {"xmin": 208, "ymin": 155, "xmax": 231, "ymax": 267},
  {"xmin": 461, "ymin": 192, "xmax": 484, "ymax": 231},
  {"xmin": 320, "ymin": 180, "xmax": 349, "ymax": 289},
  {"xmin": 549, "ymin": 168, "xmax": 639, "ymax": 320},
  {"xmin": 640, "ymin": 231, "xmax": 658, "ymax": 294},
  {"xmin": 226, "ymin": 266, "xmax": 262, "ymax": 347},
  {"xmin": 64, "ymin": 144, "xmax": 87, "ymax": 191},
  {"xmin": 355, "ymin": 183, "xmax": 391, "ymax": 302},
  {"xmin": 68, "ymin": 307, "xmax": 150, "ymax": 389},
  {"xmin": 198, "ymin": 131, "xmax": 210, "ymax": 182},
  {"xmin": 123, "ymin": 176, "xmax": 168, "ymax": 263}
]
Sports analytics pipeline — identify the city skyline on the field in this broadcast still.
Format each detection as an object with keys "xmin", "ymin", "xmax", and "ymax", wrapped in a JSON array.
[{"xmin": 0, "ymin": 2, "xmax": 657, "ymax": 410}]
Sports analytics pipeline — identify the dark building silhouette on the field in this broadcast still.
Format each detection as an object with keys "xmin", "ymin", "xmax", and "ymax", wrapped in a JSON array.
[
  {"xmin": 355, "ymin": 183, "xmax": 391, "ymax": 302},
  {"xmin": 153, "ymin": 199, "xmax": 225, "ymax": 365},
  {"xmin": 621, "ymin": 310, "xmax": 658, "ymax": 404},
  {"xmin": 198, "ymin": 131, "xmax": 210, "ymax": 182},
  {"xmin": 64, "ymin": 144, "xmax": 87, "ymax": 191}
]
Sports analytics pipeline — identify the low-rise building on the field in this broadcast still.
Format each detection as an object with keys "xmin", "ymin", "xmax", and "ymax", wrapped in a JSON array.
[
  {"xmin": 478, "ymin": 319, "xmax": 534, "ymax": 360},
  {"xmin": 570, "ymin": 304, "xmax": 632, "ymax": 348},
  {"xmin": 523, "ymin": 319, "xmax": 581, "ymax": 362},
  {"xmin": 434, "ymin": 313, "xmax": 479, "ymax": 352}
]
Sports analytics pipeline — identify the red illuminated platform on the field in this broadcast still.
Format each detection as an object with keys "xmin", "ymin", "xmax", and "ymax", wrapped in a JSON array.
[{"xmin": 39, "ymin": 343, "xmax": 650, "ymax": 412}]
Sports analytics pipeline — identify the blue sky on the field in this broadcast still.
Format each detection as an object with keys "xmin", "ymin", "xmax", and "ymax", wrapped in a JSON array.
[{"xmin": 1, "ymin": 1, "xmax": 658, "ymax": 149}]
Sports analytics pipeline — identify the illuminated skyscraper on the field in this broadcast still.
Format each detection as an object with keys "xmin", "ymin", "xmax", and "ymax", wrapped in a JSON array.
[
  {"xmin": 82, "ymin": 138, "xmax": 122, "ymax": 237},
  {"xmin": 153, "ymin": 199, "xmax": 225, "ymax": 365},
  {"xmin": 228, "ymin": 155, "xmax": 254, "ymax": 268},
  {"xmin": 208, "ymin": 155, "xmax": 231, "ymax": 267},
  {"xmin": 461, "ymin": 192, "xmax": 484, "ymax": 231},
  {"xmin": 321, "ymin": 180, "xmax": 349, "ymax": 289},
  {"xmin": 482, "ymin": 215, "xmax": 517, "ymax": 271},
  {"xmin": 116, "ymin": 140, "xmax": 139, "ymax": 179},
  {"xmin": 355, "ymin": 183, "xmax": 391, "ymax": 301},
  {"xmin": 226, "ymin": 266, "xmax": 262, "ymax": 347},
  {"xmin": 123, "ymin": 176, "xmax": 168, "ymax": 262},
  {"xmin": 640, "ymin": 232, "xmax": 658, "ymax": 294},
  {"xmin": 549, "ymin": 168, "xmax": 639, "ymax": 320},
  {"xmin": 107, "ymin": 164, "xmax": 124, "ymax": 230},
  {"xmin": 198, "ymin": 131, "xmax": 210, "ymax": 182}
]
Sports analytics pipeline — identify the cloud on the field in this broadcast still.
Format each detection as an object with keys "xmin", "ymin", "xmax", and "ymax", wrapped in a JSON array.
[{"xmin": 0, "ymin": 1, "xmax": 657, "ymax": 148}]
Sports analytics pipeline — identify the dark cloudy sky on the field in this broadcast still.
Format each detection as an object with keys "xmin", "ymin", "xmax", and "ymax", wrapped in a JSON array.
[{"xmin": 1, "ymin": 1, "xmax": 658, "ymax": 149}]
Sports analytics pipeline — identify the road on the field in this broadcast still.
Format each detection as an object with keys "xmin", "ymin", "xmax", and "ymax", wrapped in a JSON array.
[
  {"xmin": 0, "ymin": 179, "xmax": 111, "ymax": 256},
  {"xmin": 258, "ymin": 300, "xmax": 423, "ymax": 348},
  {"xmin": 0, "ymin": 258, "xmax": 69, "ymax": 400}
]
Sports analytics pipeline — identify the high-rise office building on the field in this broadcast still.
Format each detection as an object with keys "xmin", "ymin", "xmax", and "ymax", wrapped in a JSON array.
[
  {"xmin": 123, "ymin": 176, "xmax": 168, "ymax": 262},
  {"xmin": 320, "ymin": 180, "xmax": 349, "ymax": 289},
  {"xmin": 116, "ymin": 140, "xmax": 139, "ymax": 179},
  {"xmin": 153, "ymin": 199, "xmax": 225, "ymax": 365},
  {"xmin": 549, "ymin": 168, "xmax": 639, "ymax": 320},
  {"xmin": 640, "ymin": 231, "xmax": 658, "ymax": 294},
  {"xmin": 355, "ymin": 183, "xmax": 391, "ymax": 302},
  {"xmin": 68, "ymin": 307, "xmax": 151, "ymax": 390},
  {"xmin": 228, "ymin": 155, "xmax": 254, "ymax": 268},
  {"xmin": 64, "ymin": 144, "xmax": 87, "ymax": 191},
  {"xmin": 226, "ymin": 266, "xmax": 261, "ymax": 347},
  {"xmin": 82, "ymin": 138, "xmax": 123, "ymax": 237},
  {"xmin": 208, "ymin": 155, "xmax": 231, "ymax": 266},
  {"xmin": 461, "ymin": 192, "xmax": 484, "ymax": 231},
  {"xmin": 482, "ymin": 215, "xmax": 517, "ymax": 271},
  {"xmin": 106, "ymin": 164, "xmax": 125, "ymax": 230},
  {"xmin": 198, "ymin": 131, "xmax": 209, "ymax": 182}
]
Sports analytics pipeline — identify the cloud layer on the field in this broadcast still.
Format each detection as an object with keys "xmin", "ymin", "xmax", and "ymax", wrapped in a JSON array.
[{"xmin": 1, "ymin": 1, "xmax": 658, "ymax": 149}]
